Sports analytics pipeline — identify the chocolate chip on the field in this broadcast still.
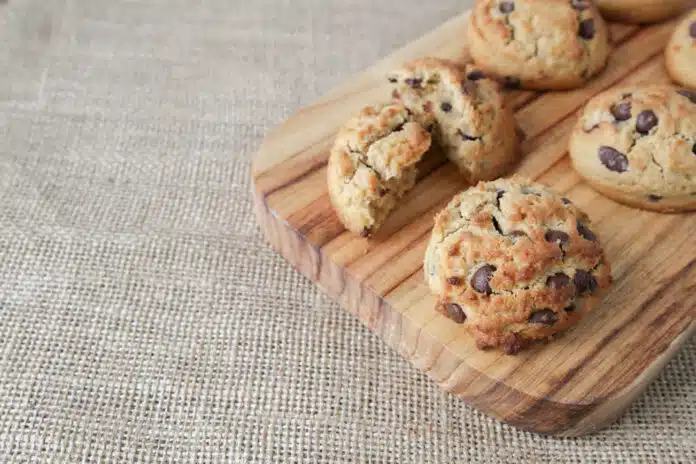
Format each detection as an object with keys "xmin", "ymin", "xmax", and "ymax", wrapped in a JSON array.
[
  {"xmin": 545, "ymin": 230, "xmax": 569, "ymax": 245},
  {"xmin": 562, "ymin": 197, "xmax": 572, "ymax": 205},
  {"xmin": 546, "ymin": 273, "xmax": 570, "ymax": 289},
  {"xmin": 571, "ymin": 0, "xmax": 589, "ymax": 10},
  {"xmin": 574, "ymin": 270, "xmax": 597, "ymax": 295},
  {"xmin": 360, "ymin": 228, "xmax": 371, "ymax": 238},
  {"xmin": 503, "ymin": 335, "xmax": 528, "ymax": 355},
  {"xmin": 492, "ymin": 216, "xmax": 504, "ymax": 235},
  {"xmin": 577, "ymin": 222, "xmax": 596, "ymax": 241},
  {"xmin": 393, "ymin": 122, "xmax": 405, "ymax": 132},
  {"xmin": 690, "ymin": 21, "xmax": 696, "ymax": 38},
  {"xmin": 496, "ymin": 189, "xmax": 505, "ymax": 206},
  {"xmin": 445, "ymin": 302, "xmax": 467, "ymax": 324},
  {"xmin": 378, "ymin": 188, "xmax": 388, "ymax": 197},
  {"xmin": 499, "ymin": 1, "xmax": 515, "ymax": 14},
  {"xmin": 471, "ymin": 264, "xmax": 496, "ymax": 295},
  {"xmin": 388, "ymin": 76, "xmax": 398, "ymax": 83},
  {"xmin": 404, "ymin": 78, "xmax": 422, "ymax": 89},
  {"xmin": 458, "ymin": 129, "xmax": 480, "ymax": 141},
  {"xmin": 648, "ymin": 194, "xmax": 662, "ymax": 202},
  {"xmin": 447, "ymin": 276, "xmax": 462, "ymax": 286},
  {"xmin": 610, "ymin": 102, "xmax": 632, "ymax": 122},
  {"xmin": 578, "ymin": 19, "xmax": 595, "ymax": 40},
  {"xmin": 678, "ymin": 90, "xmax": 696, "ymax": 104},
  {"xmin": 598, "ymin": 146, "xmax": 629, "ymax": 173},
  {"xmin": 503, "ymin": 76, "xmax": 520, "ymax": 89},
  {"xmin": 528, "ymin": 309, "xmax": 558, "ymax": 326},
  {"xmin": 564, "ymin": 304, "xmax": 576, "ymax": 312},
  {"xmin": 467, "ymin": 70, "xmax": 485, "ymax": 81},
  {"xmin": 441, "ymin": 102, "xmax": 452, "ymax": 112},
  {"xmin": 693, "ymin": 142, "xmax": 696, "ymax": 156},
  {"xmin": 636, "ymin": 110, "xmax": 658, "ymax": 134}
]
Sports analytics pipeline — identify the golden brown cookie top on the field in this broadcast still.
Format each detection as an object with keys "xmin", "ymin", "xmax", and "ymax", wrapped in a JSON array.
[
  {"xmin": 467, "ymin": 0, "xmax": 610, "ymax": 89},
  {"xmin": 424, "ymin": 177, "xmax": 612, "ymax": 352},
  {"xmin": 571, "ymin": 86, "xmax": 696, "ymax": 197}
]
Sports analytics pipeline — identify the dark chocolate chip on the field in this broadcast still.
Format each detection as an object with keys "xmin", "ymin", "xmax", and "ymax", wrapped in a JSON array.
[
  {"xmin": 571, "ymin": 0, "xmax": 589, "ymax": 10},
  {"xmin": 678, "ymin": 89, "xmax": 696, "ymax": 104},
  {"xmin": 388, "ymin": 76, "xmax": 398, "ymax": 83},
  {"xmin": 545, "ymin": 230, "xmax": 569, "ymax": 245},
  {"xmin": 378, "ymin": 188, "xmax": 388, "ymax": 197},
  {"xmin": 546, "ymin": 273, "xmax": 571, "ymax": 289},
  {"xmin": 598, "ymin": 146, "xmax": 629, "ymax": 173},
  {"xmin": 577, "ymin": 222, "xmax": 596, "ymax": 241},
  {"xmin": 467, "ymin": 70, "xmax": 486, "ymax": 81},
  {"xmin": 441, "ymin": 102, "xmax": 452, "ymax": 112},
  {"xmin": 504, "ymin": 335, "xmax": 527, "ymax": 355},
  {"xmin": 690, "ymin": 21, "xmax": 696, "ymax": 39},
  {"xmin": 564, "ymin": 304, "xmax": 576, "ymax": 312},
  {"xmin": 574, "ymin": 270, "xmax": 597, "ymax": 295},
  {"xmin": 393, "ymin": 122, "xmax": 405, "ymax": 132},
  {"xmin": 404, "ymin": 78, "xmax": 423, "ymax": 89},
  {"xmin": 445, "ymin": 302, "xmax": 467, "ymax": 324},
  {"xmin": 458, "ymin": 129, "xmax": 480, "ymax": 141},
  {"xmin": 578, "ymin": 19, "xmax": 595, "ymax": 40},
  {"xmin": 496, "ymin": 189, "xmax": 506, "ymax": 207},
  {"xmin": 447, "ymin": 276, "xmax": 462, "ymax": 286},
  {"xmin": 503, "ymin": 76, "xmax": 520, "ymax": 89},
  {"xmin": 693, "ymin": 142, "xmax": 696, "ymax": 156},
  {"xmin": 471, "ymin": 264, "xmax": 496, "ymax": 295},
  {"xmin": 648, "ymin": 194, "xmax": 662, "ymax": 202},
  {"xmin": 499, "ymin": 1, "xmax": 515, "ymax": 14},
  {"xmin": 562, "ymin": 197, "xmax": 572, "ymax": 205},
  {"xmin": 360, "ymin": 228, "xmax": 371, "ymax": 238},
  {"xmin": 610, "ymin": 102, "xmax": 632, "ymax": 122},
  {"xmin": 492, "ymin": 216, "xmax": 504, "ymax": 235},
  {"xmin": 528, "ymin": 309, "xmax": 558, "ymax": 326},
  {"xmin": 636, "ymin": 110, "xmax": 658, "ymax": 135}
]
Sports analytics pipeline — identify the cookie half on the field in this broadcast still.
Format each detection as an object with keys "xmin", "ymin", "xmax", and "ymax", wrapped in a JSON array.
[
  {"xmin": 467, "ymin": 0, "xmax": 611, "ymax": 90},
  {"xmin": 328, "ymin": 103, "xmax": 432, "ymax": 237},
  {"xmin": 388, "ymin": 57, "xmax": 518, "ymax": 183},
  {"xmin": 666, "ymin": 8, "xmax": 696, "ymax": 89},
  {"xmin": 595, "ymin": 0, "xmax": 688, "ymax": 24},
  {"xmin": 424, "ymin": 177, "xmax": 612, "ymax": 354},
  {"xmin": 569, "ymin": 86, "xmax": 696, "ymax": 212}
]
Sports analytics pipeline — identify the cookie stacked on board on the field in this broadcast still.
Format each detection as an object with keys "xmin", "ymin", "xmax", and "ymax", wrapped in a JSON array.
[{"xmin": 327, "ymin": 0, "xmax": 695, "ymax": 354}]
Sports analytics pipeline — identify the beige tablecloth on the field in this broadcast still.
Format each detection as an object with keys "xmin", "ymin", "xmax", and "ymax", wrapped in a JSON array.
[{"xmin": 1, "ymin": 0, "xmax": 694, "ymax": 462}]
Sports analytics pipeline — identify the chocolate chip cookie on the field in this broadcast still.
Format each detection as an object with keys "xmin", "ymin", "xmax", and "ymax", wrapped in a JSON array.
[
  {"xmin": 328, "ymin": 103, "xmax": 432, "ymax": 237},
  {"xmin": 388, "ymin": 57, "xmax": 518, "ymax": 183},
  {"xmin": 595, "ymin": 0, "xmax": 688, "ymax": 24},
  {"xmin": 569, "ymin": 86, "xmax": 696, "ymax": 212},
  {"xmin": 467, "ymin": 0, "xmax": 611, "ymax": 90},
  {"xmin": 666, "ymin": 8, "xmax": 696, "ymax": 89},
  {"xmin": 424, "ymin": 177, "xmax": 612, "ymax": 354}
]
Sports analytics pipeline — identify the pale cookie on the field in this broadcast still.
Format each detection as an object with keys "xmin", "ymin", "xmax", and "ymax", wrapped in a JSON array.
[
  {"xmin": 595, "ymin": 0, "xmax": 689, "ymax": 24},
  {"xmin": 388, "ymin": 57, "xmax": 518, "ymax": 183},
  {"xmin": 569, "ymin": 86, "xmax": 696, "ymax": 212},
  {"xmin": 424, "ymin": 177, "xmax": 612, "ymax": 354},
  {"xmin": 467, "ymin": 0, "xmax": 611, "ymax": 90},
  {"xmin": 666, "ymin": 8, "xmax": 696, "ymax": 88},
  {"xmin": 328, "ymin": 103, "xmax": 432, "ymax": 237}
]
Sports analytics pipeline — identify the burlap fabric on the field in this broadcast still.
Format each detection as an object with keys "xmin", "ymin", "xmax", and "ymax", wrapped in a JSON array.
[{"xmin": 1, "ymin": 0, "xmax": 694, "ymax": 462}]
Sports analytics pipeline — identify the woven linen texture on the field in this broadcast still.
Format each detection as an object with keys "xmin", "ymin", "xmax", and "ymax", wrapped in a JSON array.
[{"xmin": 0, "ymin": 0, "xmax": 694, "ymax": 462}]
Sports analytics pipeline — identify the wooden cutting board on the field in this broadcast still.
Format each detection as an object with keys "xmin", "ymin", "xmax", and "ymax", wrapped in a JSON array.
[{"xmin": 252, "ymin": 11, "xmax": 696, "ymax": 436}]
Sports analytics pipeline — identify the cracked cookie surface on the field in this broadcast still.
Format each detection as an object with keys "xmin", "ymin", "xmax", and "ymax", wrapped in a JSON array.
[
  {"xmin": 595, "ymin": 0, "xmax": 687, "ymax": 24},
  {"xmin": 328, "ymin": 103, "xmax": 432, "ymax": 236},
  {"xmin": 388, "ymin": 57, "xmax": 518, "ymax": 183},
  {"xmin": 666, "ymin": 9, "xmax": 696, "ymax": 89},
  {"xmin": 570, "ymin": 86, "xmax": 696, "ymax": 212},
  {"xmin": 467, "ymin": 0, "xmax": 611, "ymax": 90},
  {"xmin": 424, "ymin": 177, "xmax": 612, "ymax": 354}
]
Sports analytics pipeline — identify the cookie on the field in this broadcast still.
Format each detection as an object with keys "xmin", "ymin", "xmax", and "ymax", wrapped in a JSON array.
[
  {"xmin": 327, "ymin": 103, "xmax": 432, "ymax": 237},
  {"xmin": 569, "ymin": 86, "xmax": 696, "ymax": 212},
  {"xmin": 467, "ymin": 0, "xmax": 611, "ymax": 90},
  {"xmin": 388, "ymin": 57, "xmax": 518, "ymax": 183},
  {"xmin": 424, "ymin": 177, "xmax": 612, "ymax": 354},
  {"xmin": 666, "ymin": 8, "xmax": 696, "ymax": 89},
  {"xmin": 595, "ymin": 0, "xmax": 688, "ymax": 24}
]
